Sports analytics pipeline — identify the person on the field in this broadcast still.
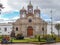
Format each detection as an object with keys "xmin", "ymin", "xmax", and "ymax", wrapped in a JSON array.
[{"xmin": 1, "ymin": 37, "xmax": 8, "ymax": 44}]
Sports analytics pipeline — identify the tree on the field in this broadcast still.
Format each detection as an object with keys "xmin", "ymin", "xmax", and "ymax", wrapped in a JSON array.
[
  {"xmin": 42, "ymin": 27, "xmax": 44, "ymax": 38},
  {"xmin": 0, "ymin": 3, "xmax": 4, "ymax": 14},
  {"xmin": 16, "ymin": 33, "xmax": 24, "ymax": 40},
  {"xmin": 55, "ymin": 23, "xmax": 60, "ymax": 37},
  {"xmin": 10, "ymin": 30, "xmax": 15, "ymax": 37}
]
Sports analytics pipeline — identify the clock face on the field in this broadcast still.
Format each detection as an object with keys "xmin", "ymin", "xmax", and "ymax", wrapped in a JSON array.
[{"xmin": 29, "ymin": 9, "xmax": 32, "ymax": 13}]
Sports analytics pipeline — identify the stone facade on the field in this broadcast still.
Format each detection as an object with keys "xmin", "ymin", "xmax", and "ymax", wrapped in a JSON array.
[{"xmin": 13, "ymin": 1, "xmax": 47, "ymax": 37}]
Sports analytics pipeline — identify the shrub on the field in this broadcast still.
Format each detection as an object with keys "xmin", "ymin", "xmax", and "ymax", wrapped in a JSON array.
[
  {"xmin": 35, "ymin": 35, "xmax": 37, "ymax": 39},
  {"xmin": 43, "ymin": 34, "xmax": 56, "ymax": 40},
  {"xmin": 16, "ymin": 33, "xmax": 24, "ymax": 40},
  {"xmin": 56, "ymin": 37, "xmax": 60, "ymax": 42},
  {"xmin": 0, "ymin": 35, "xmax": 3, "ymax": 39},
  {"xmin": 38, "ymin": 36, "xmax": 40, "ymax": 42}
]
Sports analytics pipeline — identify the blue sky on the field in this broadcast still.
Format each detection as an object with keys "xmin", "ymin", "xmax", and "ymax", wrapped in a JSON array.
[
  {"xmin": 1, "ymin": 11, "xmax": 19, "ymax": 19},
  {"xmin": 1, "ymin": 0, "xmax": 58, "ymax": 23},
  {"xmin": 0, "ymin": 11, "xmax": 51, "ymax": 22}
]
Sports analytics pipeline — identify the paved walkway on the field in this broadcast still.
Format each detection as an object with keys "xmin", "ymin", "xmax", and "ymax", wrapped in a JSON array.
[
  {"xmin": 42, "ymin": 43, "xmax": 60, "ymax": 45},
  {"xmin": 0, "ymin": 44, "xmax": 37, "ymax": 45},
  {"xmin": 1, "ymin": 43, "xmax": 60, "ymax": 45}
]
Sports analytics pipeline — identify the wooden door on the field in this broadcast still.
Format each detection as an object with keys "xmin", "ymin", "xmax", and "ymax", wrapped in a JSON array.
[{"xmin": 27, "ymin": 26, "xmax": 33, "ymax": 36}]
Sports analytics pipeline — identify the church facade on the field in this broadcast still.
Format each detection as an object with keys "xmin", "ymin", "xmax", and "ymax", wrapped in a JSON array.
[{"xmin": 12, "ymin": 2, "xmax": 47, "ymax": 37}]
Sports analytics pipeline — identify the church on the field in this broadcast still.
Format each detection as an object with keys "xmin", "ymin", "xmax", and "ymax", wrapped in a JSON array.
[{"xmin": 12, "ymin": 1, "xmax": 47, "ymax": 37}]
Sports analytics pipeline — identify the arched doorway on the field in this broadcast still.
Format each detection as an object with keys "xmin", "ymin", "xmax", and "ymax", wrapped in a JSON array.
[{"xmin": 27, "ymin": 26, "xmax": 33, "ymax": 36}]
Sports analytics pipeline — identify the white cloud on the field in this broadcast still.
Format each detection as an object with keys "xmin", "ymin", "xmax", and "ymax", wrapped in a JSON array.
[
  {"xmin": 0, "ymin": 15, "xmax": 19, "ymax": 23},
  {"xmin": 7, "ymin": 0, "xmax": 60, "ymax": 21},
  {"xmin": 0, "ymin": 0, "xmax": 60, "ymax": 22},
  {"xmin": 12, "ymin": 16, "xmax": 20, "ymax": 20},
  {"xmin": 0, "ymin": 0, "xmax": 13, "ymax": 12}
]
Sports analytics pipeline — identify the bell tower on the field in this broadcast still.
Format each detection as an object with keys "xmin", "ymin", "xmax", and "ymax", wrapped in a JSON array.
[
  {"xmin": 28, "ymin": 1, "xmax": 33, "ymax": 14},
  {"xmin": 20, "ymin": 7, "xmax": 26, "ymax": 18},
  {"xmin": 34, "ymin": 6, "xmax": 40, "ymax": 18}
]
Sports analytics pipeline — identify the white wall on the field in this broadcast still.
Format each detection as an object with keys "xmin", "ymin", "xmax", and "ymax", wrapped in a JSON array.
[
  {"xmin": 0, "ymin": 23, "xmax": 12, "ymax": 35},
  {"xmin": 0, "ymin": 22, "xmax": 59, "ymax": 35},
  {"xmin": 47, "ymin": 23, "xmax": 58, "ymax": 35}
]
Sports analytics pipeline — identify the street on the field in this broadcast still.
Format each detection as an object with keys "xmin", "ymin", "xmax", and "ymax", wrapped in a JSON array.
[
  {"xmin": 0, "ymin": 43, "xmax": 60, "ymax": 45},
  {"xmin": 0, "ymin": 44, "xmax": 37, "ymax": 45}
]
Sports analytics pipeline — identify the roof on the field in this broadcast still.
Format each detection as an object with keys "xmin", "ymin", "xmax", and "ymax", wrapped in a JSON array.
[
  {"xmin": 28, "ymin": 1, "xmax": 33, "ymax": 7},
  {"xmin": 34, "ymin": 6, "xmax": 40, "ymax": 11},
  {"xmin": 20, "ymin": 7, "xmax": 26, "ymax": 11}
]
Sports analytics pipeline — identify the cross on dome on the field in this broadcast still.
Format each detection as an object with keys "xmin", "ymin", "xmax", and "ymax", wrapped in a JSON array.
[
  {"xmin": 28, "ymin": 1, "xmax": 32, "ymax": 6},
  {"xmin": 21, "ymin": 7, "xmax": 26, "ymax": 11}
]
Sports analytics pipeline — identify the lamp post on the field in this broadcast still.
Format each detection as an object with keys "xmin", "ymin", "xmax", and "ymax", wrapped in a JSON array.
[
  {"xmin": 50, "ymin": 10, "xmax": 53, "ymax": 37},
  {"xmin": 0, "ymin": 3, "xmax": 4, "ymax": 14},
  {"xmin": 42, "ymin": 21, "xmax": 44, "ymax": 38}
]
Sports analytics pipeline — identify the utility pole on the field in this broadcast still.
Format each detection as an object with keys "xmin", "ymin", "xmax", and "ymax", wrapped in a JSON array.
[{"xmin": 50, "ymin": 10, "xmax": 53, "ymax": 36}]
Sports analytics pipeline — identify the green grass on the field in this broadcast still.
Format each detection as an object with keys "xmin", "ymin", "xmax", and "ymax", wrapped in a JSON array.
[
  {"xmin": 1, "ymin": 34, "xmax": 60, "ymax": 43},
  {"xmin": 56, "ymin": 37, "xmax": 60, "ymax": 42},
  {"xmin": 13, "ymin": 39, "xmax": 29, "ymax": 42},
  {"xmin": 12, "ymin": 38, "xmax": 38, "ymax": 42}
]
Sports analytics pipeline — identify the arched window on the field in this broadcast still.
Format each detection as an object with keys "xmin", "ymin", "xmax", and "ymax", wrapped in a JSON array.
[
  {"xmin": 0, "ymin": 28, "xmax": 1, "ymax": 30},
  {"xmin": 29, "ymin": 19, "xmax": 32, "ymax": 22},
  {"xmin": 4, "ymin": 28, "xmax": 7, "ymax": 31},
  {"xmin": 42, "ymin": 27, "xmax": 44, "ymax": 31},
  {"xmin": 16, "ymin": 27, "xmax": 18, "ymax": 31}
]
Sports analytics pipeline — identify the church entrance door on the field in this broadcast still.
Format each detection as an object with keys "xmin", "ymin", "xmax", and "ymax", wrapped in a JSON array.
[{"xmin": 27, "ymin": 26, "xmax": 33, "ymax": 36}]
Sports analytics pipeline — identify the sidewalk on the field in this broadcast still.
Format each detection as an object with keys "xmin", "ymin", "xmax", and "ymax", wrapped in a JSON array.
[{"xmin": 0, "ymin": 44, "xmax": 38, "ymax": 45}]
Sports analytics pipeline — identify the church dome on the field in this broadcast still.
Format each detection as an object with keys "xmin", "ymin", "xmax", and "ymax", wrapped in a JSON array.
[
  {"xmin": 20, "ymin": 7, "xmax": 26, "ymax": 11},
  {"xmin": 34, "ymin": 6, "xmax": 40, "ymax": 11},
  {"xmin": 28, "ymin": 1, "xmax": 33, "ymax": 7}
]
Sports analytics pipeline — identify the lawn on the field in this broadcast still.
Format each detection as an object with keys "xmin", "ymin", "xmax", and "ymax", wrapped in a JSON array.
[
  {"xmin": 0, "ymin": 34, "xmax": 58, "ymax": 43},
  {"xmin": 12, "ymin": 38, "xmax": 38, "ymax": 43},
  {"xmin": 0, "ymin": 35, "xmax": 46, "ymax": 43}
]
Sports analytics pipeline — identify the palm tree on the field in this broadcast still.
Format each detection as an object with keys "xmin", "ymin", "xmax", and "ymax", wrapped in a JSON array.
[{"xmin": 55, "ymin": 23, "xmax": 60, "ymax": 37}]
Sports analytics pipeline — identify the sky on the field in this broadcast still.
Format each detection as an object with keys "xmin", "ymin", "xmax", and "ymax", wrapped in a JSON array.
[
  {"xmin": 0, "ymin": 0, "xmax": 60, "ymax": 34},
  {"xmin": 0, "ymin": 0, "xmax": 60, "ymax": 23}
]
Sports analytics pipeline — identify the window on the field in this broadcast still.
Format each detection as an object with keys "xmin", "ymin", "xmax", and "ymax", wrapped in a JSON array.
[
  {"xmin": 29, "ymin": 19, "xmax": 32, "ymax": 22},
  {"xmin": 4, "ymin": 28, "xmax": 7, "ymax": 31},
  {"xmin": 0, "ymin": 28, "xmax": 1, "ymax": 30},
  {"xmin": 42, "ymin": 27, "xmax": 44, "ymax": 31},
  {"xmin": 8, "ymin": 32, "xmax": 9, "ymax": 33},
  {"xmin": 0, "ymin": 32, "xmax": 1, "ymax": 33},
  {"xmin": 10, "ymin": 28, "xmax": 12, "ymax": 29},
  {"xmin": 16, "ymin": 27, "xmax": 18, "ymax": 31}
]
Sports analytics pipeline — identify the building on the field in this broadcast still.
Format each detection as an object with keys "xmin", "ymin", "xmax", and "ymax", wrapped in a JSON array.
[
  {"xmin": 13, "ymin": 1, "xmax": 47, "ymax": 37},
  {"xmin": 47, "ymin": 22, "xmax": 60, "ymax": 35},
  {"xmin": 0, "ymin": 23, "xmax": 12, "ymax": 35}
]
